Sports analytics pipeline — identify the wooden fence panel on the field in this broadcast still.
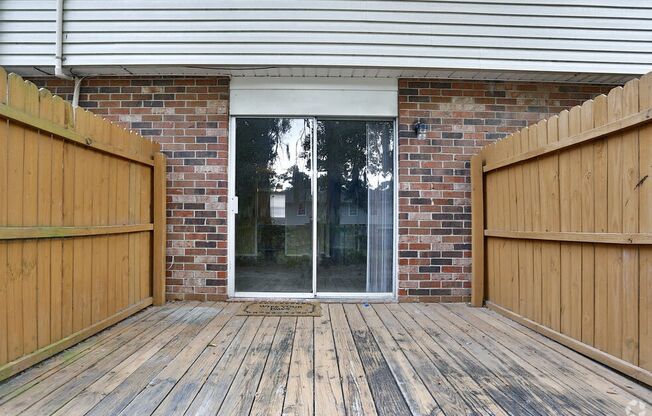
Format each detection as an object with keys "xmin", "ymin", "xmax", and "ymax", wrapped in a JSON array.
[
  {"xmin": 0, "ymin": 69, "xmax": 167, "ymax": 381},
  {"xmin": 473, "ymin": 71, "xmax": 652, "ymax": 386}
]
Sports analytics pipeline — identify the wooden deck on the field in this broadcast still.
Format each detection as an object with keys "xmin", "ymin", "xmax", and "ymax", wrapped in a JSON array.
[{"xmin": 0, "ymin": 301, "xmax": 649, "ymax": 416}]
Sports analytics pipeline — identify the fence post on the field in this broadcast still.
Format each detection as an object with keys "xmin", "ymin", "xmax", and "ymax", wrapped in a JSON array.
[
  {"xmin": 153, "ymin": 152, "xmax": 167, "ymax": 306},
  {"xmin": 471, "ymin": 154, "xmax": 485, "ymax": 307}
]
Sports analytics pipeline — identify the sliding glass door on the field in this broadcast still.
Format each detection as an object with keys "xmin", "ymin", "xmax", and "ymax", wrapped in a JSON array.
[
  {"xmin": 234, "ymin": 118, "xmax": 313, "ymax": 293},
  {"xmin": 316, "ymin": 120, "xmax": 394, "ymax": 293},
  {"xmin": 233, "ymin": 118, "xmax": 394, "ymax": 296}
]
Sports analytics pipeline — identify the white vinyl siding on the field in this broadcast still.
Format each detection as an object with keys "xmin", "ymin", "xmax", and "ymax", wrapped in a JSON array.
[{"xmin": 2, "ymin": 0, "xmax": 652, "ymax": 77}]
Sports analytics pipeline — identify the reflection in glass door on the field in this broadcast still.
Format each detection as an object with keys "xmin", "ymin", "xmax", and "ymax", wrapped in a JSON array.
[
  {"xmin": 233, "ymin": 118, "xmax": 394, "ymax": 296},
  {"xmin": 316, "ymin": 120, "xmax": 394, "ymax": 293},
  {"xmin": 234, "ymin": 118, "xmax": 313, "ymax": 293}
]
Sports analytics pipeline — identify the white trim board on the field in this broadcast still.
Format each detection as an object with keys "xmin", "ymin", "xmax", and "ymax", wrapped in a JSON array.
[{"xmin": 230, "ymin": 77, "xmax": 398, "ymax": 117}]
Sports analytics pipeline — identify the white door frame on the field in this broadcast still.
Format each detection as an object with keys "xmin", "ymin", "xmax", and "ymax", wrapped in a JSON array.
[{"xmin": 227, "ymin": 116, "xmax": 398, "ymax": 300}]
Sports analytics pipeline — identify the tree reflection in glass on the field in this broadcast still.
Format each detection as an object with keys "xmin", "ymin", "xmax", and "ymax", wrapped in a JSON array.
[
  {"xmin": 235, "ymin": 118, "xmax": 313, "ymax": 293},
  {"xmin": 317, "ymin": 120, "xmax": 394, "ymax": 293}
]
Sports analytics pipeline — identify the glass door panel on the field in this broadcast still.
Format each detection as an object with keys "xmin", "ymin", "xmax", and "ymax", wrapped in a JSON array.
[
  {"xmin": 234, "ymin": 118, "xmax": 313, "ymax": 293},
  {"xmin": 316, "ymin": 120, "xmax": 394, "ymax": 293}
]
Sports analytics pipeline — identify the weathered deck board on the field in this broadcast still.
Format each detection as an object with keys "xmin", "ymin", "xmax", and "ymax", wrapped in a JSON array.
[{"xmin": 0, "ymin": 301, "xmax": 646, "ymax": 416}]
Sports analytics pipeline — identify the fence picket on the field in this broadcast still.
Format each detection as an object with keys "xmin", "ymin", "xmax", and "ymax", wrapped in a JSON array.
[
  {"xmin": 607, "ymin": 87, "xmax": 624, "ymax": 359},
  {"xmin": 622, "ymin": 79, "xmax": 639, "ymax": 365},
  {"xmin": 640, "ymin": 73, "xmax": 652, "ymax": 371},
  {"xmin": 593, "ymin": 94, "xmax": 609, "ymax": 353},
  {"xmin": 36, "ymin": 89, "xmax": 53, "ymax": 349},
  {"xmin": 0, "ymin": 68, "xmax": 7, "ymax": 365},
  {"xmin": 580, "ymin": 100, "xmax": 595, "ymax": 346}
]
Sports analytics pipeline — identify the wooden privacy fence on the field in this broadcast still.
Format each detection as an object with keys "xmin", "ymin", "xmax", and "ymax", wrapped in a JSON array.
[
  {"xmin": 0, "ymin": 69, "xmax": 167, "ymax": 381},
  {"xmin": 471, "ymin": 72, "xmax": 652, "ymax": 385}
]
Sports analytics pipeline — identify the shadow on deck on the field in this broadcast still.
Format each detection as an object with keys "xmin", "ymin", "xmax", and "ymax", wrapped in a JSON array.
[{"xmin": 0, "ymin": 301, "xmax": 649, "ymax": 415}]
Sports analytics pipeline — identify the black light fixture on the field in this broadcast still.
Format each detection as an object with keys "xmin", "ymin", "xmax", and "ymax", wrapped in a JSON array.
[{"xmin": 414, "ymin": 119, "xmax": 428, "ymax": 137}]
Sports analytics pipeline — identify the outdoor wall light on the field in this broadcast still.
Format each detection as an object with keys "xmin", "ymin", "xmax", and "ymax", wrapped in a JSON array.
[{"xmin": 414, "ymin": 119, "xmax": 428, "ymax": 137}]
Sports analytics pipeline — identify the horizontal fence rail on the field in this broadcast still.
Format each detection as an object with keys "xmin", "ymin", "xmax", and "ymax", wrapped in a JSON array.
[
  {"xmin": 472, "ymin": 71, "xmax": 652, "ymax": 386},
  {"xmin": 0, "ymin": 68, "xmax": 167, "ymax": 381}
]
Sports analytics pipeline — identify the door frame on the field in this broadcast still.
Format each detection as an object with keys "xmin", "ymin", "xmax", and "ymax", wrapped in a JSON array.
[{"xmin": 227, "ymin": 116, "xmax": 398, "ymax": 300}]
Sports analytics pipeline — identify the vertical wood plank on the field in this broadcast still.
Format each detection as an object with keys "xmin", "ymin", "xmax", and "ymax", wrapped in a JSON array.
[
  {"xmin": 530, "ymin": 123, "xmax": 544, "ymax": 323},
  {"xmin": 116, "ymin": 128, "xmax": 130, "ymax": 310},
  {"xmin": 541, "ymin": 116, "xmax": 561, "ymax": 332},
  {"xmin": 60, "ymin": 98, "xmax": 75, "ymax": 338},
  {"xmin": 520, "ymin": 128, "xmax": 534, "ymax": 320},
  {"xmin": 21, "ymin": 80, "xmax": 39, "ymax": 356},
  {"xmin": 98, "ymin": 116, "xmax": 110, "ymax": 320},
  {"xmin": 36, "ymin": 89, "xmax": 53, "ymax": 349},
  {"xmin": 0, "ymin": 68, "xmax": 7, "ymax": 365},
  {"xmin": 639, "ymin": 73, "xmax": 652, "ymax": 371},
  {"xmin": 621, "ymin": 79, "xmax": 639, "ymax": 365},
  {"xmin": 153, "ymin": 153, "xmax": 167, "ymax": 306},
  {"xmin": 49, "ymin": 95, "xmax": 65, "ymax": 343},
  {"xmin": 507, "ymin": 137, "xmax": 519, "ymax": 313},
  {"xmin": 607, "ymin": 87, "xmax": 624, "ymax": 358},
  {"xmin": 580, "ymin": 100, "xmax": 595, "ymax": 346},
  {"xmin": 6, "ymin": 74, "xmax": 25, "ymax": 361},
  {"xmin": 567, "ymin": 106, "xmax": 583, "ymax": 340},
  {"xmin": 90, "ymin": 114, "xmax": 103, "ymax": 323},
  {"xmin": 140, "ymin": 165, "xmax": 151, "ymax": 300},
  {"xmin": 106, "ymin": 122, "xmax": 117, "ymax": 316},
  {"xmin": 593, "ymin": 94, "xmax": 609, "ymax": 353},
  {"xmin": 129, "ymin": 162, "xmax": 139, "ymax": 305},
  {"xmin": 556, "ymin": 109, "xmax": 571, "ymax": 339},
  {"xmin": 512, "ymin": 131, "xmax": 524, "ymax": 316}
]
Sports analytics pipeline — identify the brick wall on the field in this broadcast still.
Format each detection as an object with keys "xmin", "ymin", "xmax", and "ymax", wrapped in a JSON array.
[
  {"xmin": 32, "ymin": 77, "xmax": 230, "ymax": 301},
  {"xmin": 397, "ymin": 79, "xmax": 613, "ymax": 302},
  {"xmin": 30, "ymin": 75, "xmax": 614, "ymax": 303}
]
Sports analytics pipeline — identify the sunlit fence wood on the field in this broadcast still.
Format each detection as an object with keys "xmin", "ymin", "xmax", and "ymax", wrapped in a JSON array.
[
  {"xmin": 0, "ymin": 68, "xmax": 167, "ymax": 381},
  {"xmin": 472, "ymin": 72, "xmax": 652, "ymax": 386}
]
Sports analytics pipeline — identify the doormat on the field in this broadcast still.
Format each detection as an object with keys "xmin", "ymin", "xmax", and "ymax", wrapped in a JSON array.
[{"xmin": 236, "ymin": 301, "xmax": 322, "ymax": 317}]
